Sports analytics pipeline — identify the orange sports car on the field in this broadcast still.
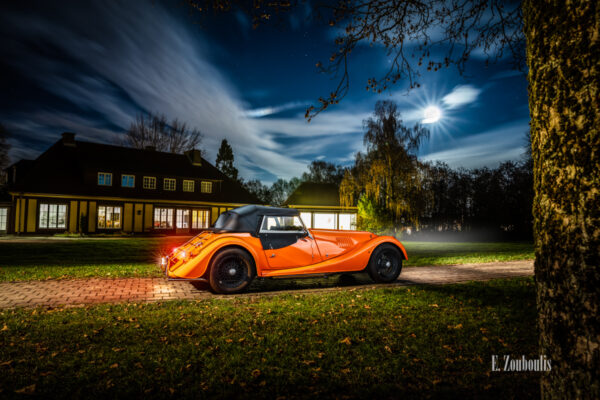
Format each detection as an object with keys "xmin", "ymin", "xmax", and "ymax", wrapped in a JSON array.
[{"xmin": 160, "ymin": 205, "xmax": 407, "ymax": 294}]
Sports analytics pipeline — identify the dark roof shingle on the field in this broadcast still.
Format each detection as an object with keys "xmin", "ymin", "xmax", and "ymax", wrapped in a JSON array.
[{"xmin": 8, "ymin": 135, "xmax": 258, "ymax": 204}]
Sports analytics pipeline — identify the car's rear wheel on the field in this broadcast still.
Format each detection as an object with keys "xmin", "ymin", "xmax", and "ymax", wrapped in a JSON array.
[
  {"xmin": 209, "ymin": 248, "xmax": 255, "ymax": 294},
  {"xmin": 367, "ymin": 244, "xmax": 403, "ymax": 283}
]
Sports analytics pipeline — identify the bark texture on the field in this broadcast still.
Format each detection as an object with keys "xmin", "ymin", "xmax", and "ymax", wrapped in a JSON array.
[{"xmin": 524, "ymin": 0, "xmax": 599, "ymax": 398}]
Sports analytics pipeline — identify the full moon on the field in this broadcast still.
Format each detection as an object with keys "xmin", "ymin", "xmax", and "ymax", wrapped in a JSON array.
[{"xmin": 422, "ymin": 106, "xmax": 442, "ymax": 124}]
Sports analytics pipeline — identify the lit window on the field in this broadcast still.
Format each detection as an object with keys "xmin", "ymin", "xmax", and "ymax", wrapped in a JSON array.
[
  {"xmin": 314, "ymin": 213, "xmax": 337, "ymax": 229},
  {"xmin": 0, "ymin": 208, "xmax": 7, "ymax": 231},
  {"xmin": 201, "ymin": 181, "xmax": 212, "ymax": 193},
  {"xmin": 98, "ymin": 172, "xmax": 112, "ymax": 186},
  {"xmin": 97, "ymin": 206, "xmax": 122, "ymax": 229},
  {"xmin": 164, "ymin": 178, "xmax": 176, "ymax": 191},
  {"xmin": 39, "ymin": 203, "xmax": 67, "ymax": 229},
  {"xmin": 121, "ymin": 174, "xmax": 135, "ymax": 188},
  {"xmin": 154, "ymin": 208, "xmax": 174, "ymax": 229},
  {"xmin": 176, "ymin": 209, "xmax": 190, "ymax": 229},
  {"xmin": 143, "ymin": 176, "xmax": 156, "ymax": 189},
  {"xmin": 338, "ymin": 213, "xmax": 357, "ymax": 230},
  {"xmin": 183, "ymin": 180, "xmax": 195, "ymax": 192},
  {"xmin": 300, "ymin": 212, "xmax": 312, "ymax": 229},
  {"xmin": 192, "ymin": 209, "xmax": 210, "ymax": 229}
]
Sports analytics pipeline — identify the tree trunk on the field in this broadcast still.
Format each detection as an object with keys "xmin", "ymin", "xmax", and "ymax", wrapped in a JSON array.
[{"xmin": 523, "ymin": 1, "xmax": 599, "ymax": 398}]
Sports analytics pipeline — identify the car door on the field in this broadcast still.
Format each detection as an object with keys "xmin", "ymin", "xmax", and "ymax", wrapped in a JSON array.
[{"xmin": 259, "ymin": 215, "xmax": 317, "ymax": 269}]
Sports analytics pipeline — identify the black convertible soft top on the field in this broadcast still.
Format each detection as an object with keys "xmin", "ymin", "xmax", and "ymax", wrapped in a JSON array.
[{"xmin": 213, "ymin": 205, "xmax": 299, "ymax": 233}]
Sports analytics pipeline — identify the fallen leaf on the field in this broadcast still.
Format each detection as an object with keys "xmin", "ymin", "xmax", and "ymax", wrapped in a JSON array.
[
  {"xmin": 109, "ymin": 363, "xmax": 119, "ymax": 369},
  {"xmin": 14, "ymin": 384, "xmax": 35, "ymax": 395},
  {"xmin": 384, "ymin": 345, "xmax": 392, "ymax": 353},
  {"xmin": 1, "ymin": 325, "xmax": 8, "ymax": 331},
  {"xmin": 339, "ymin": 337, "xmax": 352, "ymax": 345},
  {"xmin": 251, "ymin": 369, "xmax": 261, "ymax": 378},
  {"xmin": 341, "ymin": 368, "xmax": 351, "ymax": 374}
]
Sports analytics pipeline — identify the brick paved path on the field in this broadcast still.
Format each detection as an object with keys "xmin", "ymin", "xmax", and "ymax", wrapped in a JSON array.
[{"xmin": 0, "ymin": 260, "xmax": 533, "ymax": 309}]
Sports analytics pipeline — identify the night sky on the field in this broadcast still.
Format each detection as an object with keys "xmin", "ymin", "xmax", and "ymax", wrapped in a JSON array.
[{"xmin": 0, "ymin": 0, "xmax": 529, "ymax": 184}]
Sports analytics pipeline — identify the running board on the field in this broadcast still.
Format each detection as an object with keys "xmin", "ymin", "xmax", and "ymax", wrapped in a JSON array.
[
  {"xmin": 166, "ymin": 277, "xmax": 208, "ymax": 282},
  {"xmin": 264, "ymin": 273, "xmax": 334, "ymax": 280}
]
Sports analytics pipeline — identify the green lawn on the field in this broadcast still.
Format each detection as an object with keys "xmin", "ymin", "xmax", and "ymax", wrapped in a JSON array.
[
  {"xmin": 0, "ymin": 238, "xmax": 533, "ymax": 282},
  {"xmin": 0, "ymin": 278, "xmax": 540, "ymax": 399},
  {"xmin": 403, "ymin": 241, "xmax": 534, "ymax": 266}
]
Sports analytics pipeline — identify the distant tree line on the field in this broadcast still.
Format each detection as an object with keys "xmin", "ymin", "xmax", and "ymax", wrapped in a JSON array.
[
  {"xmin": 215, "ymin": 100, "xmax": 533, "ymax": 240},
  {"xmin": 339, "ymin": 100, "xmax": 533, "ymax": 240},
  {"xmin": 215, "ymin": 138, "xmax": 345, "ymax": 206}
]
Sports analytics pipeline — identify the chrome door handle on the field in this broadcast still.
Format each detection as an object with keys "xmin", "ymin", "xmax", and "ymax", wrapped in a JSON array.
[{"xmin": 270, "ymin": 253, "xmax": 276, "ymax": 258}]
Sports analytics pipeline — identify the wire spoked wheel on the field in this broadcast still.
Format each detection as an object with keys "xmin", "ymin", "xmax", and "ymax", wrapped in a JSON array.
[
  {"xmin": 367, "ymin": 244, "xmax": 402, "ymax": 283},
  {"xmin": 209, "ymin": 248, "xmax": 255, "ymax": 294}
]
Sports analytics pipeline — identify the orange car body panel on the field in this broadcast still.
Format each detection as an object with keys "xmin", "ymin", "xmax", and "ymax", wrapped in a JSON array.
[{"xmin": 164, "ymin": 229, "xmax": 408, "ymax": 280}]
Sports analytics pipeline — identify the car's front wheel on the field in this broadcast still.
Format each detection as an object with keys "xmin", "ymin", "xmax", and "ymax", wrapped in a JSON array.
[
  {"xmin": 209, "ymin": 248, "xmax": 255, "ymax": 294},
  {"xmin": 367, "ymin": 244, "xmax": 403, "ymax": 283}
]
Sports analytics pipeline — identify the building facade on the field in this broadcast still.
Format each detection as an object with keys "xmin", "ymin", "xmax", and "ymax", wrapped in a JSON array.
[
  {"xmin": 5, "ymin": 133, "xmax": 257, "ymax": 235},
  {"xmin": 285, "ymin": 182, "xmax": 358, "ymax": 230}
]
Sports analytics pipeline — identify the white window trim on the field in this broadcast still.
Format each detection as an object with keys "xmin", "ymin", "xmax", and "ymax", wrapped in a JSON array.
[
  {"xmin": 97, "ymin": 172, "xmax": 112, "ymax": 186},
  {"xmin": 183, "ymin": 180, "xmax": 195, "ymax": 192},
  {"xmin": 121, "ymin": 174, "xmax": 135, "ymax": 188},
  {"xmin": 97, "ymin": 205, "xmax": 122, "ymax": 229},
  {"xmin": 164, "ymin": 178, "xmax": 176, "ymax": 191},
  {"xmin": 201, "ymin": 181, "xmax": 213, "ymax": 193},
  {"xmin": 143, "ymin": 176, "xmax": 156, "ymax": 190}
]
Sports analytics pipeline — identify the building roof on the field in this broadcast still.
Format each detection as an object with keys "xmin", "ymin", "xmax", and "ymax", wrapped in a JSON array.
[
  {"xmin": 285, "ymin": 182, "xmax": 344, "ymax": 207},
  {"xmin": 7, "ymin": 133, "xmax": 258, "ymax": 204}
]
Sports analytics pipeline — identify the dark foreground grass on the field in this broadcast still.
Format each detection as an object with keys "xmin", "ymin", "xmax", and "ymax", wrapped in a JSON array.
[
  {"xmin": 0, "ymin": 238, "xmax": 533, "ymax": 282},
  {"xmin": 0, "ymin": 278, "xmax": 540, "ymax": 399}
]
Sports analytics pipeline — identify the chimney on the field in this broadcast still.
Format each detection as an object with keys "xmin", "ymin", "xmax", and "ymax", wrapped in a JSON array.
[
  {"xmin": 145, "ymin": 145, "xmax": 156, "ymax": 151},
  {"xmin": 185, "ymin": 149, "xmax": 202, "ymax": 166},
  {"xmin": 61, "ymin": 132, "xmax": 76, "ymax": 147}
]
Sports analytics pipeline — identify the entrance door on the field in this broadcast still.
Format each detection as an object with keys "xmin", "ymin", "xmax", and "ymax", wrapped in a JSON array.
[{"xmin": 259, "ymin": 215, "xmax": 315, "ymax": 269}]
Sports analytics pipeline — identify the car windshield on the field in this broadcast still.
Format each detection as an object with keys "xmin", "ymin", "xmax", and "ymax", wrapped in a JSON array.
[{"xmin": 260, "ymin": 216, "xmax": 304, "ymax": 232}]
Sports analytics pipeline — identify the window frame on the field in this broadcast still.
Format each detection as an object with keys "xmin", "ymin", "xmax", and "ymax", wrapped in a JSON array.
[
  {"xmin": 38, "ymin": 202, "xmax": 68, "ymax": 230},
  {"xmin": 97, "ymin": 205, "xmax": 123, "ymax": 230},
  {"xmin": 163, "ymin": 178, "xmax": 176, "ymax": 191},
  {"xmin": 121, "ymin": 174, "xmax": 135, "ymax": 188},
  {"xmin": 97, "ymin": 172, "xmax": 112, "ymax": 186},
  {"xmin": 176, "ymin": 209, "xmax": 190, "ymax": 229},
  {"xmin": 200, "ymin": 181, "xmax": 212, "ymax": 193},
  {"xmin": 182, "ymin": 180, "xmax": 195, "ymax": 192},
  {"xmin": 143, "ymin": 176, "xmax": 156, "ymax": 190},
  {"xmin": 153, "ymin": 207, "xmax": 174, "ymax": 229},
  {"xmin": 191, "ymin": 209, "xmax": 210, "ymax": 229},
  {"xmin": 0, "ymin": 207, "xmax": 8, "ymax": 231}
]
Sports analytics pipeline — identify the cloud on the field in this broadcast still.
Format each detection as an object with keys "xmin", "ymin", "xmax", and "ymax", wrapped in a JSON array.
[
  {"xmin": 441, "ymin": 85, "xmax": 481, "ymax": 109},
  {"xmin": 421, "ymin": 119, "xmax": 529, "ymax": 168},
  {"xmin": 244, "ymin": 101, "xmax": 310, "ymax": 118},
  {"xmin": 0, "ymin": 2, "xmax": 311, "ymax": 181},
  {"xmin": 251, "ymin": 110, "xmax": 369, "ymax": 137}
]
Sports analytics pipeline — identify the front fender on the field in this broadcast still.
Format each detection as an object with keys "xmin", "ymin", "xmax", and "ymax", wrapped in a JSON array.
[{"xmin": 168, "ymin": 235, "xmax": 265, "ymax": 279}]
